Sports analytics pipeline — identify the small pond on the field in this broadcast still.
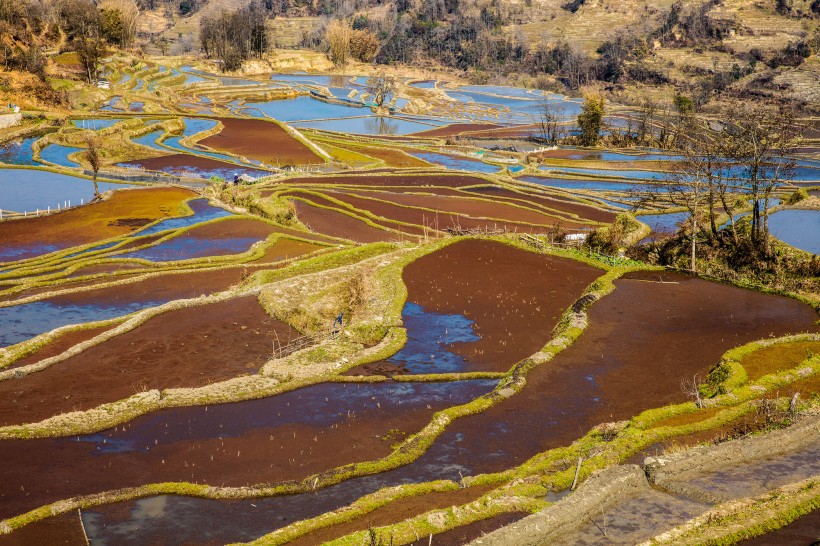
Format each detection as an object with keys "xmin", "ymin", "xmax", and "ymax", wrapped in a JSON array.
[{"xmin": 768, "ymin": 209, "xmax": 820, "ymax": 254}]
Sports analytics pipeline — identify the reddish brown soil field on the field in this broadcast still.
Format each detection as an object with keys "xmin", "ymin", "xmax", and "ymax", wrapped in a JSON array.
[
  {"xmin": 0, "ymin": 511, "xmax": 86, "ymax": 546},
  {"xmin": 7, "ymin": 323, "xmax": 118, "ymax": 370},
  {"xmin": 291, "ymin": 200, "xmax": 401, "ymax": 243},
  {"xmin": 199, "ymin": 118, "xmax": 322, "ymax": 165},
  {"xmin": 283, "ymin": 191, "xmax": 427, "ymax": 236},
  {"xmin": 4, "ymin": 265, "xmax": 249, "ymax": 305},
  {"xmin": 466, "ymin": 186, "xmax": 616, "ymax": 224},
  {"xmin": 0, "ymin": 187, "xmax": 195, "ymax": 262},
  {"xmin": 269, "ymin": 173, "xmax": 490, "ymax": 189},
  {"xmin": 741, "ymin": 340, "xmax": 820, "ymax": 381},
  {"xmin": 337, "ymin": 190, "xmax": 591, "ymax": 228},
  {"xmin": 407, "ymin": 511, "xmax": 529, "ymax": 545},
  {"xmin": 173, "ymin": 216, "xmax": 277, "ymax": 240},
  {"xmin": 119, "ymin": 154, "xmax": 261, "ymax": 175},
  {"xmin": 348, "ymin": 239, "xmax": 603, "ymax": 374},
  {"xmin": 0, "ymin": 296, "xmax": 299, "ymax": 426},
  {"xmin": 288, "ymin": 485, "xmax": 494, "ymax": 546},
  {"xmin": 416, "ymin": 270, "xmax": 818, "ymax": 475},
  {"xmin": 251, "ymin": 238, "xmax": 324, "ymax": 263},
  {"xmin": 318, "ymin": 191, "xmax": 571, "ymax": 234},
  {"xmin": 0, "ymin": 380, "xmax": 494, "ymax": 519},
  {"xmin": 412, "ymin": 123, "xmax": 501, "ymax": 138}
]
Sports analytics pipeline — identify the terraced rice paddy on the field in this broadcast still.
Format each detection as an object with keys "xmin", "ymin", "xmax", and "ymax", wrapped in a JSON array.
[{"xmin": 1, "ymin": 72, "xmax": 818, "ymax": 546}]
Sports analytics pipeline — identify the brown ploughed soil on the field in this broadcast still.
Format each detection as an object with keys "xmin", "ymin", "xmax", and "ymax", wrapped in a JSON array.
[
  {"xmin": 4, "ymin": 265, "xmax": 250, "ymax": 305},
  {"xmin": 465, "ymin": 186, "xmax": 616, "ymax": 224},
  {"xmin": 7, "ymin": 323, "xmax": 119, "ymax": 370},
  {"xmin": 0, "ymin": 187, "xmax": 195, "ymax": 262},
  {"xmin": 170, "ymin": 216, "xmax": 277, "ymax": 240},
  {"xmin": 411, "ymin": 123, "xmax": 501, "ymax": 138},
  {"xmin": 0, "ymin": 510, "xmax": 86, "ymax": 546},
  {"xmin": 0, "ymin": 380, "xmax": 494, "ymax": 519},
  {"xmin": 740, "ymin": 340, "xmax": 820, "ymax": 382},
  {"xmin": 0, "ymin": 296, "xmax": 298, "ymax": 426},
  {"xmin": 319, "ymin": 191, "xmax": 568, "ymax": 233},
  {"xmin": 270, "ymin": 173, "xmax": 490, "ymax": 188},
  {"xmin": 251, "ymin": 238, "xmax": 324, "ymax": 263},
  {"xmin": 291, "ymin": 200, "xmax": 399, "ymax": 243},
  {"xmin": 119, "ymin": 154, "xmax": 260, "ymax": 175},
  {"xmin": 283, "ymin": 191, "xmax": 427, "ymax": 237},
  {"xmin": 347, "ymin": 239, "xmax": 603, "ymax": 374},
  {"xmin": 200, "ymin": 118, "xmax": 322, "ymax": 165},
  {"xmin": 338, "ymin": 190, "xmax": 590, "ymax": 228},
  {"xmin": 288, "ymin": 485, "xmax": 494, "ymax": 546},
  {"xmin": 422, "ymin": 270, "xmax": 818, "ymax": 475}
]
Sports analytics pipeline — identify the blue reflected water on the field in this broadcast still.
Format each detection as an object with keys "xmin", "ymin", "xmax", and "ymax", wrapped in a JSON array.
[
  {"xmin": 769, "ymin": 210, "xmax": 820, "ymax": 254},
  {"xmin": 411, "ymin": 151, "xmax": 502, "ymax": 173},
  {"xmin": 0, "ymin": 300, "xmax": 162, "ymax": 348},
  {"xmin": 0, "ymin": 168, "xmax": 126, "ymax": 215},
  {"xmin": 242, "ymin": 95, "xmax": 365, "ymax": 121},
  {"xmin": 637, "ymin": 212, "xmax": 689, "ymax": 235},
  {"xmin": 119, "ymin": 233, "xmax": 261, "ymax": 261},
  {"xmin": 518, "ymin": 175, "xmax": 639, "ymax": 192},
  {"xmin": 39, "ymin": 144, "xmax": 83, "ymax": 167},
  {"xmin": 539, "ymin": 165, "xmax": 664, "ymax": 180},
  {"xmin": 0, "ymin": 137, "xmax": 39, "ymax": 165},
  {"xmin": 386, "ymin": 302, "xmax": 479, "ymax": 373},
  {"xmin": 72, "ymin": 119, "xmax": 123, "ymax": 130},
  {"xmin": 135, "ymin": 199, "xmax": 233, "ymax": 236}
]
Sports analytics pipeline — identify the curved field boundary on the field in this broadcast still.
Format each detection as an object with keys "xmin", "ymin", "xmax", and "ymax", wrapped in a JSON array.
[{"xmin": 281, "ymin": 341, "xmax": 820, "ymax": 546}]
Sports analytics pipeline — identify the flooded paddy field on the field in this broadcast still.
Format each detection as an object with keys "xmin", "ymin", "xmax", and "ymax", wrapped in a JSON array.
[
  {"xmin": 1, "ymin": 72, "xmax": 819, "ymax": 546},
  {"xmin": 0, "ymin": 379, "xmax": 498, "ymax": 519},
  {"xmin": 0, "ymin": 296, "xmax": 300, "ymax": 427},
  {"xmin": 0, "ymin": 186, "xmax": 195, "ymax": 262},
  {"xmin": 117, "ymin": 217, "xmax": 275, "ymax": 261},
  {"xmin": 118, "ymin": 153, "xmax": 270, "ymax": 180},
  {"xmin": 199, "ymin": 118, "xmax": 323, "ymax": 165},
  {"xmin": 0, "ymin": 168, "xmax": 130, "ymax": 216},
  {"xmin": 348, "ymin": 239, "xmax": 603, "ymax": 375}
]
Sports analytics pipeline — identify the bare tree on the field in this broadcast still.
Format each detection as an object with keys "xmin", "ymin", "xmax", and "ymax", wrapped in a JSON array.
[
  {"xmin": 84, "ymin": 137, "xmax": 102, "ymax": 198},
  {"xmin": 681, "ymin": 374, "xmax": 704, "ymax": 409},
  {"xmin": 721, "ymin": 105, "xmax": 800, "ymax": 253},
  {"xmin": 536, "ymin": 99, "xmax": 565, "ymax": 146},
  {"xmin": 662, "ymin": 144, "xmax": 715, "ymax": 271},
  {"xmin": 366, "ymin": 73, "xmax": 396, "ymax": 107}
]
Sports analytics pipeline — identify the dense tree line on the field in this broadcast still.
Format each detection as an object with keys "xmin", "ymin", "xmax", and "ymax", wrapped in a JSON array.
[
  {"xmin": 1, "ymin": 0, "xmax": 138, "ymax": 82},
  {"xmin": 200, "ymin": 1, "xmax": 270, "ymax": 71}
]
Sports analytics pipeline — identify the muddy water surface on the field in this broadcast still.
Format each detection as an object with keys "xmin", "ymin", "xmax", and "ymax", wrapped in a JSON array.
[
  {"xmin": 0, "ymin": 296, "xmax": 296, "ymax": 427},
  {"xmin": 0, "ymin": 380, "xmax": 497, "ymax": 521},
  {"xmin": 349, "ymin": 239, "xmax": 603, "ymax": 375}
]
